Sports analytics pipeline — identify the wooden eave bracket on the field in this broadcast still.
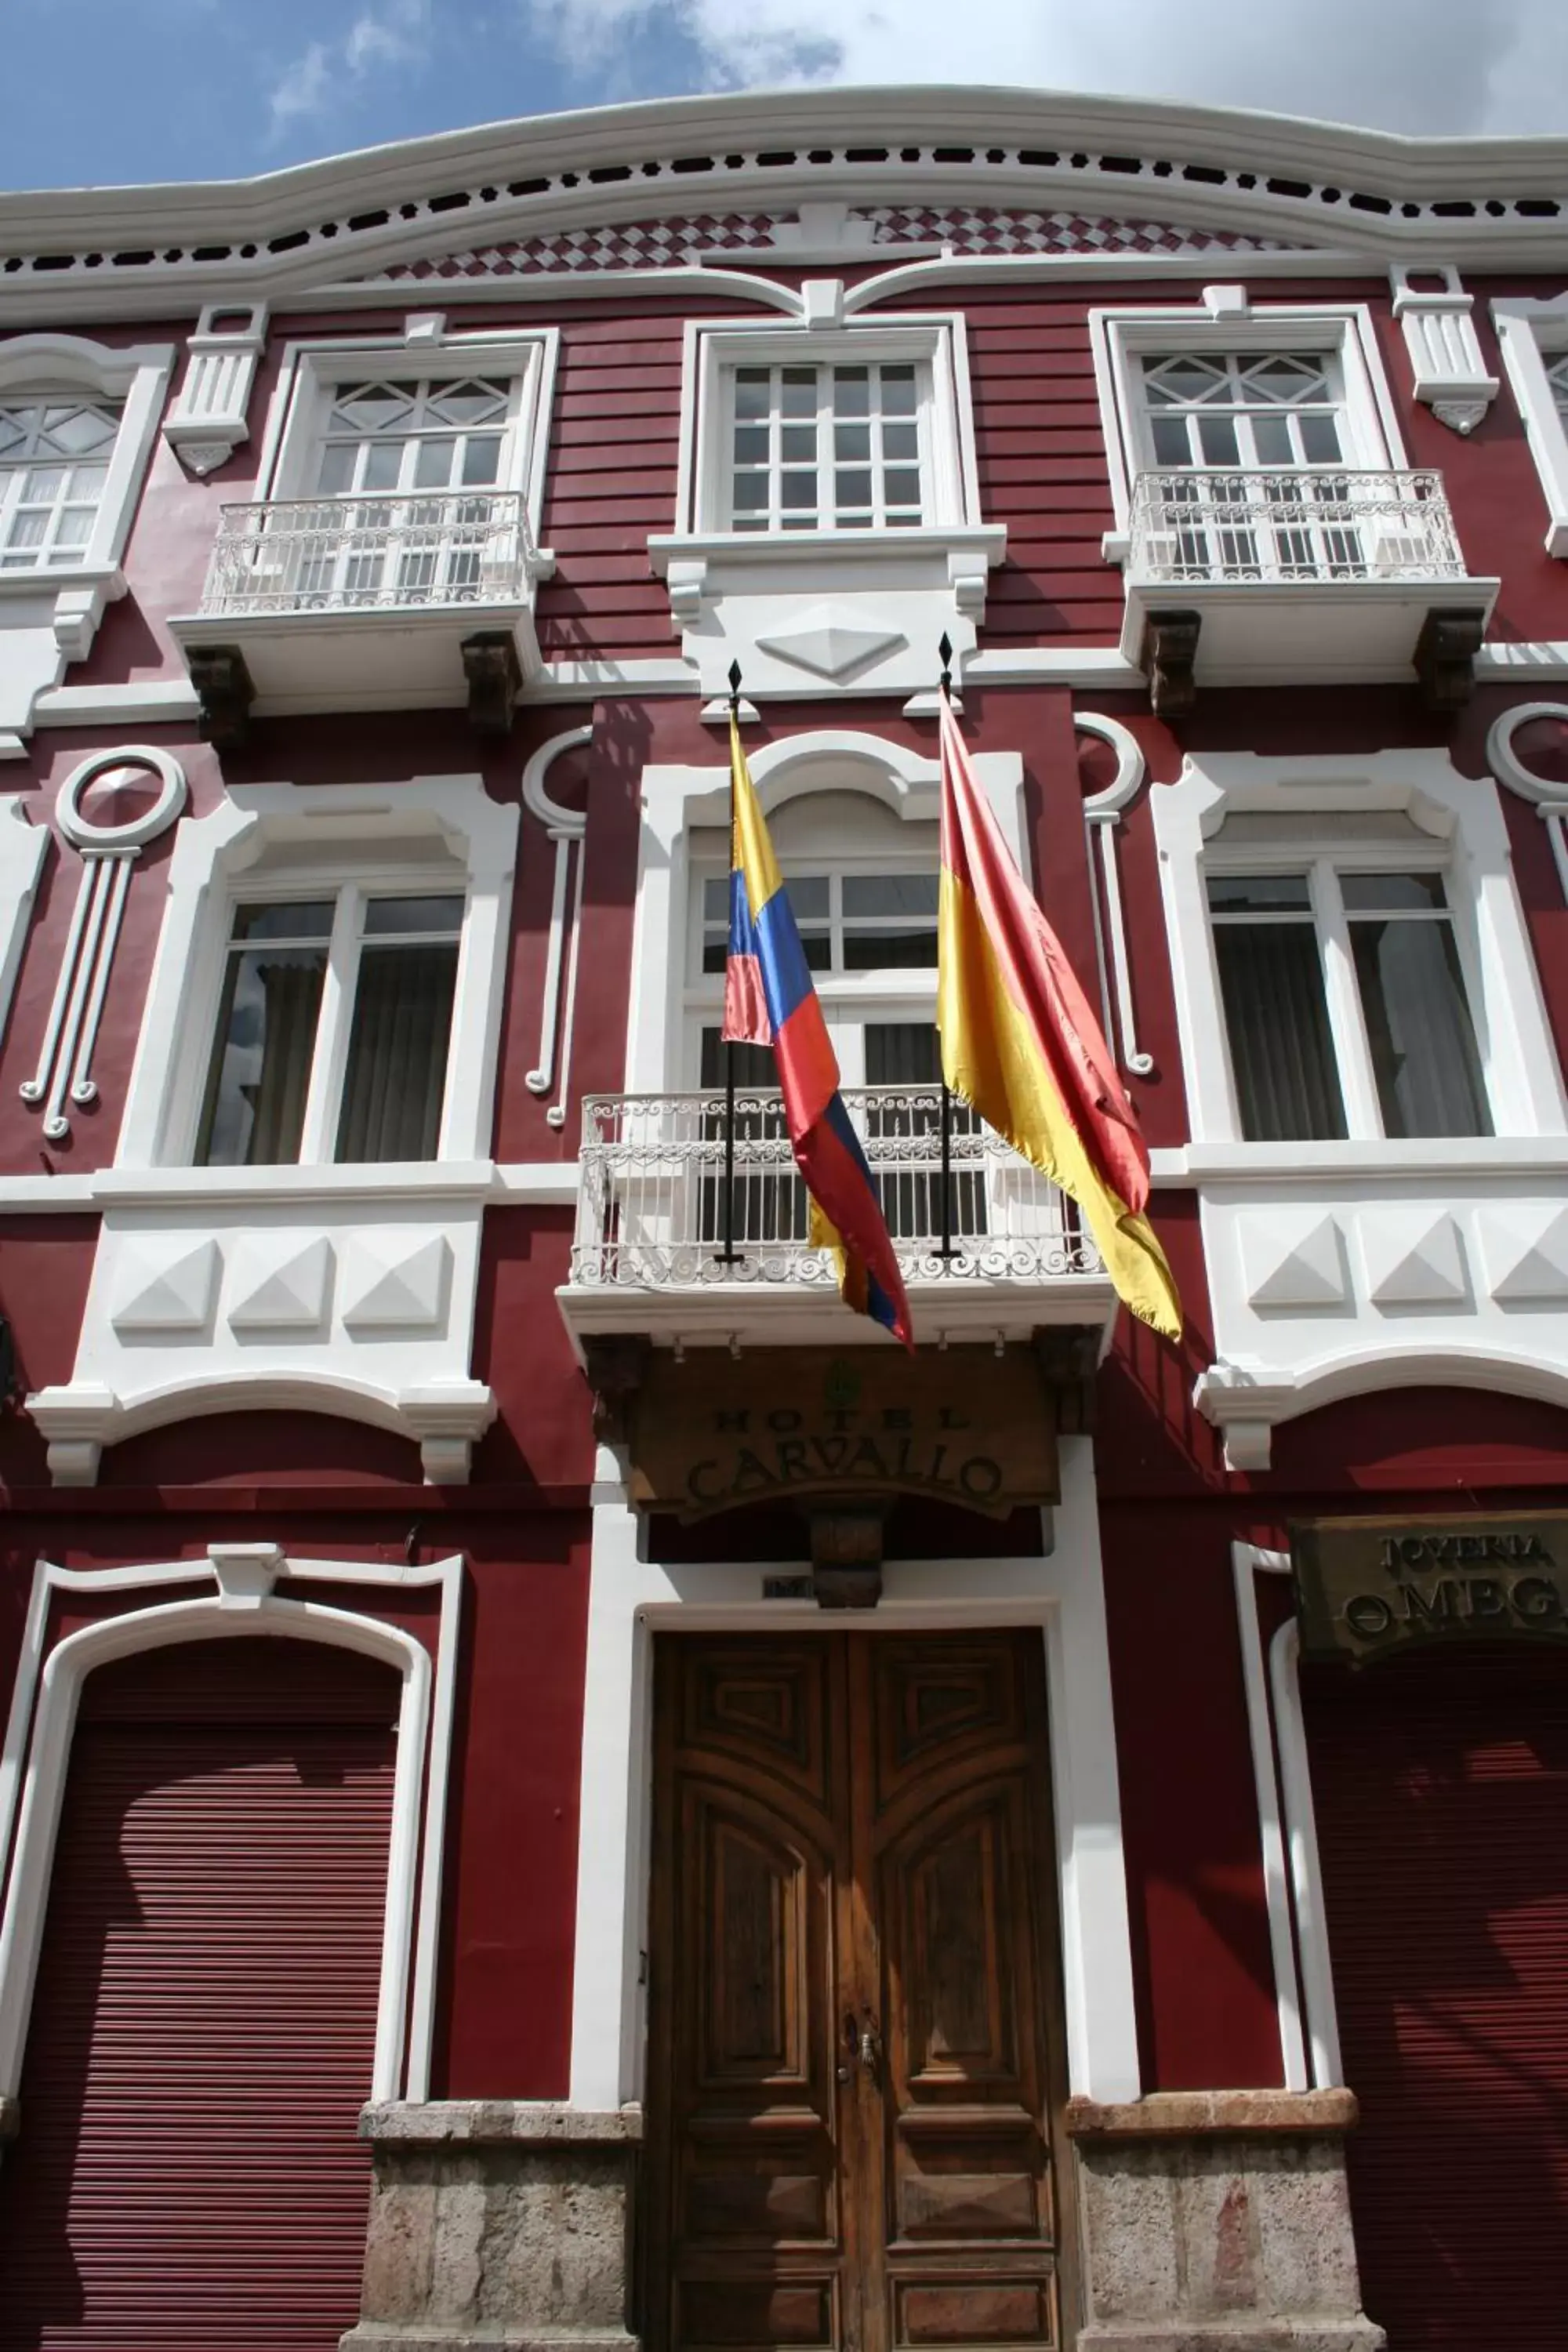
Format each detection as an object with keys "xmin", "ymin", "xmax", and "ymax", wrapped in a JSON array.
[
  {"xmin": 806, "ymin": 1503, "xmax": 889, "ymax": 1610},
  {"xmin": 187, "ymin": 642, "xmax": 256, "ymax": 753},
  {"xmin": 582, "ymin": 1333, "xmax": 651, "ymax": 1446},
  {"xmin": 461, "ymin": 630, "xmax": 522, "ymax": 736},
  {"xmin": 1414, "ymin": 606, "xmax": 1486, "ymax": 714},
  {"xmin": 1141, "ymin": 610, "xmax": 1202, "ymax": 717},
  {"xmin": 1035, "ymin": 1323, "xmax": 1100, "ymax": 1436}
]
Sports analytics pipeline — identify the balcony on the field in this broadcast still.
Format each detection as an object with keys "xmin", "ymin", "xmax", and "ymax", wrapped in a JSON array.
[
  {"xmin": 557, "ymin": 1084, "xmax": 1116, "ymax": 1352},
  {"xmin": 1118, "ymin": 468, "xmax": 1497, "ymax": 708},
  {"xmin": 169, "ymin": 489, "xmax": 554, "ymax": 741}
]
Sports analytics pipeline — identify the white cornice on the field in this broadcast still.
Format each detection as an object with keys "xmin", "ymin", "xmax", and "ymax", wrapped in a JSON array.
[{"xmin": 2, "ymin": 86, "xmax": 1567, "ymax": 325}]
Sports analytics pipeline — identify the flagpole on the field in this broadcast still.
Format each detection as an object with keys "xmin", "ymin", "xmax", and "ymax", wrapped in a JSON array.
[
  {"xmin": 935, "ymin": 633, "xmax": 956, "ymax": 1263},
  {"xmin": 717, "ymin": 657, "xmax": 743, "ymax": 1267}
]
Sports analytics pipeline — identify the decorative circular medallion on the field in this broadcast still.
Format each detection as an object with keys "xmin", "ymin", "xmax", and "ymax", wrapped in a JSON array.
[
  {"xmin": 56, "ymin": 745, "xmax": 187, "ymax": 850},
  {"xmin": 1486, "ymin": 703, "xmax": 1568, "ymax": 808}
]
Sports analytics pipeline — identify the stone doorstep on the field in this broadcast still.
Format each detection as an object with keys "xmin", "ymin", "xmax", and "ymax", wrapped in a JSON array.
[
  {"xmin": 340, "ymin": 2334, "xmax": 638, "ymax": 2352},
  {"xmin": 358, "ymin": 2100, "xmax": 643, "ymax": 2147},
  {"xmin": 1067, "ymin": 2089, "xmax": 1359, "ymax": 2140},
  {"xmin": 1078, "ymin": 2330, "xmax": 1385, "ymax": 2352}
]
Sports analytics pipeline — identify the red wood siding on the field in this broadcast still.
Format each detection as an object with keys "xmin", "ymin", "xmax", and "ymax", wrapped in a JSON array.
[
  {"xmin": 1305, "ymin": 1647, "xmax": 1568, "ymax": 2352},
  {"xmin": 536, "ymin": 314, "xmax": 684, "ymax": 658},
  {"xmin": 0, "ymin": 1636, "xmax": 398, "ymax": 2352}
]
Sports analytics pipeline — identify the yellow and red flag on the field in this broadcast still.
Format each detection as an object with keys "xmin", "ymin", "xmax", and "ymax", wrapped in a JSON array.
[{"xmin": 935, "ymin": 694, "xmax": 1181, "ymax": 1339}]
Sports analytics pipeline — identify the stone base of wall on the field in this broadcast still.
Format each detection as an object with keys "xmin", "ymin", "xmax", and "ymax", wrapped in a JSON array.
[
  {"xmin": 1068, "ymin": 2092, "xmax": 1385, "ymax": 2352},
  {"xmin": 339, "ymin": 2100, "xmax": 641, "ymax": 2352}
]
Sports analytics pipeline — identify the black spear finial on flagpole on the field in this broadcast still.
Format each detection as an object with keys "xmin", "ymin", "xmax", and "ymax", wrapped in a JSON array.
[
  {"xmin": 938, "ymin": 632, "xmax": 953, "ymax": 699},
  {"xmin": 717, "ymin": 659, "xmax": 744, "ymax": 1265}
]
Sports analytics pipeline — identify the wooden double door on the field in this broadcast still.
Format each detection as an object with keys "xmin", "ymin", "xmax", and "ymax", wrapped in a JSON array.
[{"xmin": 645, "ymin": 1632, "xmax": 1073, "ymax": 2351}]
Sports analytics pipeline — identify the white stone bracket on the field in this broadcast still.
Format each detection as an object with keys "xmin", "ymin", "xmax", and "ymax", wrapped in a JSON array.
[
  {"xmin": 162, "ymin": 303, "xmax": 268, "ymax": 477},
  {"xmin": 1392, "ymin": 264, "xmax": 1499, "ymax": 436}
]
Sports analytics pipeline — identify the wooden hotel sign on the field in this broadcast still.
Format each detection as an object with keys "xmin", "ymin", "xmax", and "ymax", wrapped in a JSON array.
[
  {"xmin": 1292, "ymin": 1512, "xmax": 1568, "ymax": 1666},
  {"xmin": 625, "ymin": 1343, "xmax": 1062, "ymax": 1519}
]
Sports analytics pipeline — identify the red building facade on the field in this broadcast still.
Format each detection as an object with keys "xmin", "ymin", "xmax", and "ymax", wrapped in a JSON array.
[{"xmin": 1, "ymin": 88, "xmax": 1567, "ymax": 2352}]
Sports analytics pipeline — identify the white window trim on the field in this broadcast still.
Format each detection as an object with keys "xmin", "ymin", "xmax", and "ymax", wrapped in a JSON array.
[
  {"xmin": 252, "ymin": 325, "xmax": 559, "ymax": 543},
  {"xmin": 1090, "ymin": 299, "xmax": 1408, "ymax": 560},
  {"xmin": 0, "ymin": 335, "xmax": 174, "ymax": 752},
  {"xmin": 569, "ymin": 1439, "xmax": 1142, "ymax": 2111},
  {"xmin": 673, "ymin": 310, "xmax": 982, "ymax": 543},
  {"xmin": 1493, "ymin": 297, "xmax": 1568, "ymax": 558},
  {"xmin": 0, "ymin": 1547, "xmax": 462, "ymax": 2107},
  {"xmin": 1153, "ymin": 749, "xmax": 1568, "ymax": 1159},
  {"xmin": 626, "ymin": 729, "xmax": 1023, "ymax": 1097},
  {"xmin": 117, "ymin": 771, "xmax": 517, "ymax": 1174}
]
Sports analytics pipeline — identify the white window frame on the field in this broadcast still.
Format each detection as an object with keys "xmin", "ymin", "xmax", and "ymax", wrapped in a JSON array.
[
  {"xmin": 628, "ymin": 731, "xmax": 1022, "ymax": 1098},
  {"xmin": 0, "ymin": 335, "xmax": 173, "ymax": 750},
  {"xmin": 687, "ymin": 844, "xmax": 941, "ymax": 1088},
  {"xmin": 194, "ymin": 873, "xmax": 469, "ymax": 1171},
  {"xmin": 116, "ymin": 773, "xmax": 517, "ymax": 1178},
  {"xmin": 1493, "ymin": 296, "xmax": 1568, "ymax": 558},
  {"xmin": 675, "ymin": 313, "xmax": 982, "ymax": 544},
  {"xmin": 1090, "ymin": 299, "xmax": 1407, "ymax": 560},
  {"xmin": 1154, "ymin": 750, "xmax": 1567, "ymax": 1161},
  {"xmin": 0, "ymin": 335, "xmax": 172, "ymax": 586},
  {"xmin": 252, "ymin": 325, "xmax": 558, "ymax": 539}
]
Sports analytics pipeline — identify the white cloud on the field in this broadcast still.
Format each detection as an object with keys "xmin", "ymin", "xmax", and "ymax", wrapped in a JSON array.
[
  {"xmin": 269, "ymin": 0, "xmax": 430, "ymax": 137},
  {"xmin": 526, "ymin": 0, "xmax": 1568, "ymax": 136}
]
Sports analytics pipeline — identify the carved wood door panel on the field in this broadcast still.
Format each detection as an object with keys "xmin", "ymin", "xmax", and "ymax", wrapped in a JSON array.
[{"xmin": 646, "ymin": 1632, "xmax": 1072, "ymax": 2352}]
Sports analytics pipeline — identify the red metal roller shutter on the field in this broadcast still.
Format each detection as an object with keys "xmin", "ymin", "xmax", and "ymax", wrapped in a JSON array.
[
  {"xmin": 1303, "ymin": 1648, "xmax": 1568, "ymax": 2352},
  {"xmin": 0, "ymin": 1636, "xmax": 401, "ymax": 2352}
]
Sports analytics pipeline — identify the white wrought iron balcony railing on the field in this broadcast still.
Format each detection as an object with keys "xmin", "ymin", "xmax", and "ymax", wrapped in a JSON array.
[
  {"xmin": 1127, "ymin": 468, "xmax": 1469, "ymax": 588},
  {"xmin": 198, "ymin": 488, "xmax": 536, "ymax": 616},
  {"xmin": 570, "ymin": 1087, "xmax": 1102, "ymax": 1291}
]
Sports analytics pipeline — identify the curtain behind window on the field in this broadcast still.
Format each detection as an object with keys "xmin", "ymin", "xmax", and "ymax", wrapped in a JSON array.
[
  {"xmin": 1212, "ymin": 924, "xmax": 1348, "ymax": 1142},
  {"xmin": 336, "ymin": 942, "xmax": 459, "ymax": 1162}
]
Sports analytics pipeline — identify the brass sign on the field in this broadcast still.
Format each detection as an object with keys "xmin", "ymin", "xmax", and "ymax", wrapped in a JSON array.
[
  {"xmin": 1292, "ymin": 1512, "xmax": 1568, "ymax": 1666},
  {"xmin": 627, "ymin": 1344, "xmax": 1060, "ymax": 1519}
]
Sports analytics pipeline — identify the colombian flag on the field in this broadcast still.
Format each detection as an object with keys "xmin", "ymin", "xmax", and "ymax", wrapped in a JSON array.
[
  {"xmin": 936, "ymin": 694, "xmax": 1181, "ymax": 1340},
  {"xmin": 722, "ymin": 716, "xmax": 913, "ymax": 1347}
]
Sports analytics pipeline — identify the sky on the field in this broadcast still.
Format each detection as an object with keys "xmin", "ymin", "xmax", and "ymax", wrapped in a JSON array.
[{"xmin": 2, "ymin": 0, "xmax": 1566, "ymax": 194}]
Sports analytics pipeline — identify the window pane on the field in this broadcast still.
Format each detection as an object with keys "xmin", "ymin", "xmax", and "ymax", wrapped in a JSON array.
[
  {"xmin": 460, "ymin": 435, "xmax": 502, "ymax": 487},
  {"xmin": 1207, "ymin": 875, "xmax": 1312, "ymax": 914},
  {"xmin": 196, "ymin": 941, "xmax": 328, "ymax": 1167},
  {"xmin": 880, "ymin": 366, "xmax": 918, "ymax": 415},
  {"xmin": 1212, "ymin": 921, "xmax": 1348, "ymax": 1141},
  {"xmin": 1151, "ymin": 415, "xmax": 1191, "ymax": 466},
  {"xmin": 703, "ymin": 876, "xmax": 731, "ymax": 921},
  {"xmin": 781, "ymin": 368, "xmax": 816, "ymax": 417},
  {"xmin": 844, "ymin": 874, "xmax": 939, "ymax": 919},
  {"xmin": 832, "ymin": 368, "xmax": 870, "ymax": 416},
  {"xmin": 699, "ymin": 1028, "xmax": 777, "ymax": 1088},
  {"xmin": 734, "ymin": 370, "xmax": 770, "ymax": 418},
  {"xmin": 1198, "ymin": 414, "xmax": 1241, "ymax": 466},
  {"xmin": 1339, "ymin": 872, "xmax": 1446, "ymax": 914},
  {"xmin": 844, "ymin": 929, "xmax": 938, "ymax": 970},
  {"xmin": 1300, "ymin": 413, "xmax": 1342, "ymax": 463},
  {"xmin": 414, "ymin": 436, "xmax": 455, "ymax": 489},
  {"xmin": 363, "ymin": 439, "xmax": 403, "ymax": 492},
  {"xmin": 336, "ymin": 940, "xmax": 459, "ymax": 1163},
  {"xmin": 361, "ymin": 894, "xmax": 464, "ymax": 937},
  {"xmin": 782, "ymin": 875, "xmax": 829, "ymax": 921},
  {"xmin": 233, "ymin": 900, "xmax": 336, "ymax": 941},
  {"xmin": 865, "ymin": 1023, "xmax": 941, "ymax": 1083},
  {"xmin": 317, "ymin": 442, "xmax": 355, "ymax": 495},
  {"xmin": 1350, "ymin": 919, "xmax": 1491, "ymax": 1139}
]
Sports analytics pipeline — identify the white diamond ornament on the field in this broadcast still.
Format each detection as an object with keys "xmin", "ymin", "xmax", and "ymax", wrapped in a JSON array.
[
  {"xmin": 1360, "ymin": 1210, "xmax": 1468, "ymax": 1305},
  {"xmin": 755, "ymin": 604, "xmax": 906, "ymax": 681},
  {"xmin": 1238, "ymin": 1211, "xmax": 1347, "ymax": 1308},
  {"xmin": 340, "ymin": 1232, "xmax": 452, "ymax": 1330},
  {"xmin": 110, "ymin": 1236, "xmax": 220, "ymax": 1334},
  {"xmin": 227, "ymin": 1234, "xmax": 333, "ymax": 1330},
  {"xmin": 1477, "ymin": 1205, "xmax": 1568, "ymax": 1303}
]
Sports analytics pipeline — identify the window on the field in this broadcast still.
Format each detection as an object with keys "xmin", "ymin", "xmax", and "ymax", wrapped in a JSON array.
[
  {"xmin": 1490, "ymin": 301, "xmax": 1568, "ymax": 558},
  {"xmin": 0, "ymin": 397, "xmax": 123, "ymax": 571},
  {"xmin": 313, "ymin": 377, "xmax": 512, "ymax": 499},
  {"xmin": 196, "ymin": 889, "xmax": 463, "ymax": 1167},
  {"xmin": 1207, "ymin": 867, "xmax": 1491, "ymax": 1143},
  {"xmin": 726, "ymin": 361, "xmax": 925, "ymax": 533},
  {"xmin": 1548, "ymin": 349, "xmax": 1568, "ymax": 426},
  {"xmin": 699, "ymin": 869, "xmax": 939, "ymax": 974},
  {"xmin": 1139, "ymin": 351, "xmax": 1346, "ymax": 470}
]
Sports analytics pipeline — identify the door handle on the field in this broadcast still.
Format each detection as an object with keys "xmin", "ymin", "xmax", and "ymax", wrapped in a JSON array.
[{"xmin": 856, "ymin": 2007, "xmax": 881, "ymax": 2080}]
